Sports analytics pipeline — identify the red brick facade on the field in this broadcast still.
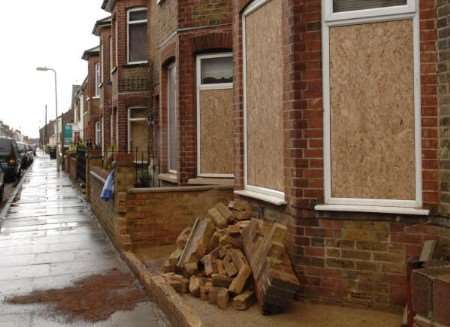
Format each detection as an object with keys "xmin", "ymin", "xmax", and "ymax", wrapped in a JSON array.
[
  {"xmin": 105, "ymin": 0, "xmax": 151, "ymax": 153},
  {"xmin": 82, "ymin": 48, "xmax": 101, "ymax": 147},
  {"xmin": 155, "ymin": 0, "xmax": 232, "ymax": 183},
  {"xmin": 230, "ymin": 0, "xmax": 447, "ymax": 310}
]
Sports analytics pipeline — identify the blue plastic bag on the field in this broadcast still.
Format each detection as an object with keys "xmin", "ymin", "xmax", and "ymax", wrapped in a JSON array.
[{"xmin": 100, "ymin": 169, "xmax": 115, "ymax": 201}]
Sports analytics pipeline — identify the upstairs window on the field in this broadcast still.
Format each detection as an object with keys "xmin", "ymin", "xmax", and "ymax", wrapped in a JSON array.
[
  {"xmin": 326, "ymin": 0, "xmax": 414, "ymax": 21},
  {"xmin": 95, "ymin": 62, "xmax": 101, "ymax": 97},
  {"xmin": 127, "ymin": 8, "xmax": 148, "ymax": 64},
  {"xmin": 200, "ymin": 56, "xmax": 233, "ymax": 85}
]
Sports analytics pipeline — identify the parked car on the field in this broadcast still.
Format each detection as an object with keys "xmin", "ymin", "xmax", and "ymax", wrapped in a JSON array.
[
  {"xmin": 0, "ymin": 167, "xmax": 4, "ymax": 202},
  {"xmin": 16, "ymin": 142, "xmax": 29, "ymax": 169},
  {"xmin": 0, "ymin": 137, "xmax": 22, "ymax": 182},
  {"xmin": 25, "ymin": 144, "xmax": 34, "ymax": 166}
]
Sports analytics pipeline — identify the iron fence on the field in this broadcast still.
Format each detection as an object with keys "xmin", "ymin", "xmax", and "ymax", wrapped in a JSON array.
[{"xmin": 103, "ymin": 148, "xmax": 160, "ymax": 188}]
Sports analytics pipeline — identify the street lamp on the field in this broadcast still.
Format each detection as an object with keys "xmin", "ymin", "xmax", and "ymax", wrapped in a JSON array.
[{"xmin": 36, "ymin": 66, "xmax": 60, "ymax": 172}]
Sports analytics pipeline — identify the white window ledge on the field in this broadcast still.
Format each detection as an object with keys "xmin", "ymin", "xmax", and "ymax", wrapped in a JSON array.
[
  {"xmin": 158, "ymin": 173, "xmax": 178, "ymax": 184},
  {"xmin": 234, "ymin": 190, "xmax": 287, "ymax": 206},
  {"xmin": 314, "ymin": 204, "xmax": 430, "ymax": 216}
]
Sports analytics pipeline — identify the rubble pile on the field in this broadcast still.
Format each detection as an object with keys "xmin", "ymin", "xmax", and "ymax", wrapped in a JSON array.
[{"xmin": 160, "ymin": 201, "xmax": 300, "ymax": 314}]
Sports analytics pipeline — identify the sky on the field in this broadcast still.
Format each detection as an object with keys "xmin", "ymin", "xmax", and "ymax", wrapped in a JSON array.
[{"xmin": 0, "ymin": 0, "xmax": 107, "ymax": 138}]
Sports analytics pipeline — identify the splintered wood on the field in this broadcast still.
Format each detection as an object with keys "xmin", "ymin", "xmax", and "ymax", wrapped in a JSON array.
[
  {"xmin": 160, "ymin": 200, "xmax": 300, "ymax": 315},
  {"xmin": 242, "ymin": 219, "xmax": 300, "ymax": 315}
]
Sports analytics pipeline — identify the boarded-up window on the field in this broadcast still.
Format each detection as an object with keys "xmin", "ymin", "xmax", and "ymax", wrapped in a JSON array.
[
  {"xmin": 328, "ymin": 20, "xmax": 416, "ymax": 201},
  {"xmin": 244, "ymin": 0, "xmax": 284, "ymax": 195},
  {"xmin": 197, "ymin": 54, "xmax": 234, "ymax": 177},
  {"xmin": 128, "ymin": 107, "xmax": 148, "ymax": 159}
]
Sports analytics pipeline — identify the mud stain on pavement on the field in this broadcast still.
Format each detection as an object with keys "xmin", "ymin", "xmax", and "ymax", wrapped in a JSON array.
[{"xmin": 4, "ymin": 269, "xmax": 147, "ymax": 323}]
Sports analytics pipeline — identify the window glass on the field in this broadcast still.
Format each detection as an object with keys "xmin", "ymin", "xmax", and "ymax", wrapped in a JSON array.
[
  {"xmin": 201, "ymin": 57, "xmax": 233, "ymax": 84},
  {"xmin": 333, "ymin": 0, "xmax": 407, "ymax": 13},
  {"xmin": 130, "ymin": 108, "xmax": 147, "ymax": 119},
  {"xmin": 0, "ymin": 139, "xmax": 11, "ymax": 156},
  {"xmin": 129, "ymin": 22, "xmax": 147, "ymax": 62},
  {"xmin": 129, "ymin": 10, "xmax": 147, "ymax": 21}
]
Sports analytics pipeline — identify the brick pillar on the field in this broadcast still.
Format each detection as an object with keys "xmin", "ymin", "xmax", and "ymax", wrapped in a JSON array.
[{"xmin": 438, "ymin": 0, "xmax": 450, "ymax": 215}]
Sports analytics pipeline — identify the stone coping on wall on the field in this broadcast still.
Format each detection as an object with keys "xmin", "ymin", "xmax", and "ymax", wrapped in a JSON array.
[{"xmin": 128, "ymin": 184, "xmax": 233, "ymax": 194}]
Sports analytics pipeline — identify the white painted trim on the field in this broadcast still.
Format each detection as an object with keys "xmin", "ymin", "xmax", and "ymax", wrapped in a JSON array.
[
  {"xmin": 315, "ymin": 204, "xmax": 429, "ymax": 216},
  {"xmin": 95, "ymin": 63, "xmax": 101, "ymax": 98},
  {"xmin": 325, "ymin": 0, "xmax": 415, "ymax": 22},
  {"xmin": 127, "ymin": 106, "xmax": 147, "ymax": 153},
  {"xmin": 127, "ymin": 7, "xmax": 148, "ymax": 65},
  {"xmin": 196, "ymin": 52, "xmax": 234, "ymax": 178},
  {"xmin": 242, "ymin": 0, "xmax": 286, "ymax": 204},
  {"xmin": 234, "ymin": 189, "xmax": 287, "ymax": 206},
  {"xmin": 167, "ymin": 63, "xmax": 178, "ymax": 174},
  {"xmin": 321, "ymin": 0, "xmax": 422, "ymax": 209}
]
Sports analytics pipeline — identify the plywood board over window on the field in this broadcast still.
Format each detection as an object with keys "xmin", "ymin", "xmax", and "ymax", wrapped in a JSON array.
[
  {"xmin": 244, "ymin": 0, "xmax": 284, "ymax": 194},
  {"xmin": 199, "ymin": 89, "xmax": 234, "ymax": 175},
  {"xmin": 329, "ymin": 20, "xmax": 416, "ymax": 200}
]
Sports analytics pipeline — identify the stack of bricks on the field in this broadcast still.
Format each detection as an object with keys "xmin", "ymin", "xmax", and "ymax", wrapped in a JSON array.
[
  {"xmin": 412, "ymin": 265, "xmax": 450, "ymax": 327},
  {"xmin": 242, "ymin": 219, "xmax": 300, "ymax": 315}
]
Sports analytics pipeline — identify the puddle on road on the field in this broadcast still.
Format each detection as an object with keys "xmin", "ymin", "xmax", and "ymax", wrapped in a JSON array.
[{"xmin": 4, "ymin": 269, "xmax": 147, "ymax": 323}]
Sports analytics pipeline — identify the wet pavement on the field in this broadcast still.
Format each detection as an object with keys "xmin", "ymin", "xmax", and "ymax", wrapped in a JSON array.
[{"xmin": 0, "ymin": 154, "xmax": 170, "ymax": 326}]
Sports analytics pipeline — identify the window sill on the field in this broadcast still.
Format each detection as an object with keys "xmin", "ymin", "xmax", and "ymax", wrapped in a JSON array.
[
  {"xmin": 188, "ymin": 177, "xmax": 234, "ymax": 187},
  {"xmin": 158, "ymin": 173, "xmax": 178, "ymax": 184},
  {"xmin": 314, "ymin": 204, "xmax": 430, "ymax": 216},
  {"xmin": 124, "ymin": 61, "xmax": 149, "ymax": 68},
  {"xmin": 234, "ymin": 190, "xmax": 287, "ymax": 206}
]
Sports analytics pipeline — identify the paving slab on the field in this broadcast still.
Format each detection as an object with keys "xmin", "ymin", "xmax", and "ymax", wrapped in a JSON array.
[{"xmin": 0, "ymin": 154, "xmax": 170, "ymax": 327}]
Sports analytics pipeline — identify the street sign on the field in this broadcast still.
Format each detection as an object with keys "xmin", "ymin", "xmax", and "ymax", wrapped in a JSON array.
[{"xmin": 64, "ymin": 124, "xmax": 73, "ymax": 145}]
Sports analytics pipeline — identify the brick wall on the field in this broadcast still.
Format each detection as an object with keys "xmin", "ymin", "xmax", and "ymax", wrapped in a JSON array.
[
  {"xmin": 125, "ymin": 186, "xmax": 233, "ymax": 248},
  {"xmin": 108, "ymin": 0, "xmax": 151, "ymax": 153},
  {"xmin": 155, "ymin": 0, "xmax": 232, "ymax": 182},
  {"xmin": 230, "ymin": 0, "xmax": 446, "ymax": 310},
  {"xmin": 438, "ymin": 0, "xmax": 450, "ymax": 215},
  {"xmin": 178, "ymin": 0, "xmax": 232, "ymax": 29}
]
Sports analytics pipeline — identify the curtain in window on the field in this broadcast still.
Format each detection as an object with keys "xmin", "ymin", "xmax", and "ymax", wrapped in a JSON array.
[{"xmin": 333, "ymin": 0, "xmax": 406, "ymax": 12}]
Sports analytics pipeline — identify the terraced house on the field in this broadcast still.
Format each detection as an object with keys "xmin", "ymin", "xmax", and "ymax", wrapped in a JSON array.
[{"xmin": 75, "ymin": 0, "xmax": 450, "ymax": 320}]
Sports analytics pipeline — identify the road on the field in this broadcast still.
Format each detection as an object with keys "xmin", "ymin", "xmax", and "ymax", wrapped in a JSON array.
[{"xmin": 0, "ymin": 153, "xmax": 170, "ymax": 327}]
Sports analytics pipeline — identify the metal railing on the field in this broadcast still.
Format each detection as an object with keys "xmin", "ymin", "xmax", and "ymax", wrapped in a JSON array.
[{"xmin": 103, "ymin": 148, "xmax": 160, "ymax": 188}]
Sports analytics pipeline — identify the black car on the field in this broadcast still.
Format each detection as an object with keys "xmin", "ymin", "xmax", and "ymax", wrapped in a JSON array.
[
  {"xmin": 0, "ymin": 167, "xmax": 4, "ymax": 202},
  {"xmin": 16, "ymin": 142, "xmax": 28, "ymax": 169},
  {"xmin": 0, "ymin": 137, "xmax": 22, "ymax": 182}
]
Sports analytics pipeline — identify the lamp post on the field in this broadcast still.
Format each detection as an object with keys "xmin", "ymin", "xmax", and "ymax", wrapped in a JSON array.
[{"xmin": 37, "ymin": 67, "xmax": 60, "ymax": 171}]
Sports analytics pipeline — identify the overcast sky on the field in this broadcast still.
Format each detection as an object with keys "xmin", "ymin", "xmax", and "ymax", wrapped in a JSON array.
[{"xmin": 0, "ymin": 0, "xmax": 106, "ymax": 138}]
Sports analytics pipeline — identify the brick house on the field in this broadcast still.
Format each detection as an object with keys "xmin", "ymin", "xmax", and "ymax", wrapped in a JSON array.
[
  {"xmin": 101, "ymin": 0, "xmax": 151, "ymax": 158},
  {"xmin": 230, "ymin": 0, "xmax": 449, "ymax": 310},
  {"xmin": 81, "ymin": 46, "xmax": 102, "ymax": 149},
  {"xmin": 93, "ymin": 17, "xmax": 113, "ymax": 154},
  {"xmin": 149, "ymin": 0, "xmax": 233, "ymax": 185}
]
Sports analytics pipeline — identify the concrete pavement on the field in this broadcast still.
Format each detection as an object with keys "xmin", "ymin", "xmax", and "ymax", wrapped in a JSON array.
[{"xmin": 0, "ymin": 153, "xmax": 170, "ymax": 326}]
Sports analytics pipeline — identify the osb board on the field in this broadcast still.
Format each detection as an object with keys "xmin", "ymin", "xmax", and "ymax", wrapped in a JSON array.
[
  {"xmin": 330, "ymin": 20, "xmax": 416, "ymax": 200},
  {"xmin": 245, "ymin": 0, "xmax": 284, "ymax": 192},
  {"xmin": 130, "ymin": 121, "xmax": 149, "ymax": 154},
  {"xmin": 199, "ymin": 89, "xmax": 234, "ymax": 175}
]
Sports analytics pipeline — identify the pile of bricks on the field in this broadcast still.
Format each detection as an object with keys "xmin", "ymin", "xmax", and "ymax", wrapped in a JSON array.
[
  {"xmin": 160, "ymin": 201, "xmax": 300, "ymax": 314},
  {"xmin": 412, "ymin": 265, "xmax": 450, "ymax": 327}
]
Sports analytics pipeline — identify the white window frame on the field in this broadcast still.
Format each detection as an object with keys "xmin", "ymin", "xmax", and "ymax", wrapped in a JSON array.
[
  {"xmin": 127, "ymin": 107, "xmax": 147, "ymax": 153},
  {"xmin": 196, "ymin": 53, "xmax": 234, "ymax": 178},
  {"xmin": 101, "ymin": 42, "xmax": 105, "ymax": 84},
  {"xmin": 94, "ymin": 62, "xmax": 101, "ymax": 98},
  {"xmin": 319, "ymin": 0, "xmax": 425, "ymax": 213},
  {"xmin": 240, "ymin": 0, "xmax": 286, "ymax": 205},
  {"xmin": 95, "ymin": 121, "xmax": 102, "ymax": 146},
  {"xmin": 167, "ymin": 63, "xmax": 177, "ymax": 174},
  {"xmin": 127, "ymin": 7, "xmax": 148, "ymax": 65},
  {"xmin": 110, "ymin": 35, "xmax": 114, "ymax": 76},
  {"xmin": 325, "ymin": 0, "xmax": 416, "ymax": 23}
]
